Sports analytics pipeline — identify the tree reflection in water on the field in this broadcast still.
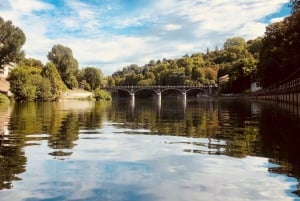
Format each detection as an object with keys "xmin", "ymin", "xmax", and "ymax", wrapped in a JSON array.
[{"xmin": 0, "ymin": 98, "xmax": 299, "ymax": 197}]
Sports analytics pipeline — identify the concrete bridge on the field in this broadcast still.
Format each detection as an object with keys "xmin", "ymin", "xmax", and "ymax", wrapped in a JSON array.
[{"xmin": 102, "ymin": 85, "xmax": 219, "ymax": 103}]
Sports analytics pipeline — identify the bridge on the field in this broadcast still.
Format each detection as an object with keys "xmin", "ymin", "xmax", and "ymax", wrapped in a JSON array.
[{"xmin": 102, "ymin": 85, "xmax": 219, "ymax": 103}]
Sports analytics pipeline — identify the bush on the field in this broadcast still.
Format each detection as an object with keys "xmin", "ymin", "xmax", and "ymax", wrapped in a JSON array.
[
  {"xmin": 93, "ymin": 88, "xmax": 111, "ymax": 101},
  {"xmin": 0, "ymin": 93, "xmax": 8, "ymax": 103},
  {"xmin": 8, "ymin": 66, "xmax": 56, "ymax": 101}
]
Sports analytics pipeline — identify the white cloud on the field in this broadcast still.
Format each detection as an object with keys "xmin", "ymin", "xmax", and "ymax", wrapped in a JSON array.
[
  {"xmin": 270, "ymin": 17, "xmax": 285, "ymax": 23},
  {"xmin": 62, "ymin": 18, "xmax": 80, "ymax": 29},
  {"xmin": 0, "ymin": 0, "xmax": 291, "ymax": 75},
  {"xmin": 164, "ymin": 24, "xmax": 182, "ymax": 31},
  {"xmin": 8, "ymin": 0, "xmax": 53, "ymax": 13},
  {"xmin": 236, "ymin": 22, "xmax": 268, "ymax": 39}
]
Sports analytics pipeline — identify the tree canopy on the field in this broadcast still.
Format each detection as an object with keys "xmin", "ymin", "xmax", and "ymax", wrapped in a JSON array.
[
  {"xmin": 290, "ymin": 0, "xmax": 300, "ymax": 13},
  {"xmin": 47, "ymin": 44, "xmax": 79, "ymax": 89},
  {"xmin": 257, "ymin": 11, "xmax": 300, "ymax": 87},
  {"xmin": 108, "ymin": 36, "xmax": 260, "ymax": 93},
  {"xmin": 0, "ymin": 16, "xmax": 26, "ymax": 67},
  {"xmin": 7, "ymin": 63, "xmax": 67, "ymax": 102},
  {"xmin": 223, "ymin": 37, "xmax": 247, "ymax": 50},
  {"xmin": 78, "ymin": 67, "xmax": 104, "ymax": 91}
]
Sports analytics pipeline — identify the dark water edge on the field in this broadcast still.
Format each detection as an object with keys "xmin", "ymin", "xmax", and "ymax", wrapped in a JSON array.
[{"xmin": 0, "ymin": 98, "xmax": 300, "ymax": 200}]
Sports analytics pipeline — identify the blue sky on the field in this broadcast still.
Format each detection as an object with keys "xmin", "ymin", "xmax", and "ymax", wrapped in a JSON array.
[{"xmin": 0, "ymin": 0, "xmax": 291, "ymax": 75}]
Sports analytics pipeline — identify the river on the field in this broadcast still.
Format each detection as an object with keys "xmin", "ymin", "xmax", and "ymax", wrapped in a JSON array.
[{"xmin": 0, "ymin": 98, "xmax": 300, "ymax": 201}]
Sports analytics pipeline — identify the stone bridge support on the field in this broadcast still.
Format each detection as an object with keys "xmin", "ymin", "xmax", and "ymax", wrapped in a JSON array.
[{"xmin": 102, "ymin": 85, "xmax": 219, "ymax": 106}]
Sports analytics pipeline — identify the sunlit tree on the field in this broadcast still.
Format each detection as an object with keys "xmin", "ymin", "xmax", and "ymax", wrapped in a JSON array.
[
  {"xmin": 0, "ymin": 16, "xmax": 26, "ymax": 67},
  {"xmin": 47, "ymin": 44, "xmax": 79, "ymax": 89}
]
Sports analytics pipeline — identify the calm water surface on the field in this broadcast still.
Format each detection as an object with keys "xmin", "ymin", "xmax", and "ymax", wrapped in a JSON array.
[{"xmin": 0, "ymin": 98, "xmax": 300, "ymax": 201}]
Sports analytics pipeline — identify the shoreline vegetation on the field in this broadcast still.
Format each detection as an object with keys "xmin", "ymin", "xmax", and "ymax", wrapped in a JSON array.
[{"xmin": 1, "ymin": 2, "xmax": 300, "ymax": 103}]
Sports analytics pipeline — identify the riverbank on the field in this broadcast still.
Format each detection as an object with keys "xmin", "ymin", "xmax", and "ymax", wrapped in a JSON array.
[
  {"xmin": 61, "ymin": 88, "xmax": 93, "ymax": 100},
  {"xmin": 0, "ymin": 79, "xmax": 9, "ymax": 94}
]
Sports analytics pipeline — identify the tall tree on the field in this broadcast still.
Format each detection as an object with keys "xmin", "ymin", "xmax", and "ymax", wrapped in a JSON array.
[
  {"xmin": 223, "ymin": 37, "xmax": 246, "ymax": 50},
  {"xmin": 290, "ymin": 0, "xmax": 300, "ymax": 13},
  {"xmin": 47, "ymin": 44, "xmax": 79, "ymax": 89},
  {"xmin": 0, "ymin": 16, "xmax": 26, "ymax": 67},
  {"xmin": 41, "ymin": 62, "xmax": 67, "ymax": 99},
  {"xmin": 258, "ymin": 12, "xmax": 300, "ymax": 87}
]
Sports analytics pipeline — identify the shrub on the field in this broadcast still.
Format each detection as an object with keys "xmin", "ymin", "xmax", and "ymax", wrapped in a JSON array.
[
  {"xmin": 93, "ymin": 88, "xmax": 111, "ymax": 101},
  {"xmin": 0, "ymin": 93, "xmax": 8, "ymax": 103}
]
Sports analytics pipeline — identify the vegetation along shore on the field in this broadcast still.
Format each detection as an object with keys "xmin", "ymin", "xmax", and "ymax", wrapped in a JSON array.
[{"xmin": 1, "ymin": 1, "xmax": 299, "ymax": 102}]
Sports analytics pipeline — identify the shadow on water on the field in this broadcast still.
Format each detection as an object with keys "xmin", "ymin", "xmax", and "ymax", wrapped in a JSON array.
[{"xmin": 257, "ymin": 101, "xmax": 300, "ymax": 196}]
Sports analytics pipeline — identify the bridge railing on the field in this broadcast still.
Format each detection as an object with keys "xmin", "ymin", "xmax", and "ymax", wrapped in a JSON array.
[
  {"xmin": 102, "ymin": 85, "xmax": 218, "ymax": 89},
  {"xmin": 252, "ymin": 77, "xmax": 300, "ymax": 96}
]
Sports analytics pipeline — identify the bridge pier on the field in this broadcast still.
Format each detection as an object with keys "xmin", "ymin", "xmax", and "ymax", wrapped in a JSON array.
[
  {"xmin": 182, "ymin": 92, "xmax": 187, "ymax": 110},
  {"xmin": 182, "ymin": 92, "xmax": 186, "ymax": 103},
  {"xmin": 156, "ymin": 92, "xmax": 161, "ymax": 108},
  {"xmin": 130, "ymin": 93, "xmax": 135, "ymax": 103}
]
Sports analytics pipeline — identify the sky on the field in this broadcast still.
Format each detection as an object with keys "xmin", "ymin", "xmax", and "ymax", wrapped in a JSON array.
[{"xmin": 0, "ymin": 0, "xmax": 291, "ymax": 75}]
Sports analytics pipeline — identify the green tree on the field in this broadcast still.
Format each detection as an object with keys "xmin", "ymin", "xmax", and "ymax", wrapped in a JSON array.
[
  {"xmin": 18, "ymin": 57, "xmax": 43, "ymax": 68},
  {"xmin": 257, "ymin": 12, "xmax": 300, "ymax": 87},
  {"xmin": 41, "ymin": 62, "xmax": 67, "ymax": 100},
  {"xmin": 81, "ymin": 67, "xmax": 103, "ymax": 90},
  {"xmin": 7, "ymin": 65, "xmax": 62, "ymax": 101},
  {"xmin": 93, "ymin": 88, "xmax": 111, "ymax": 101},
  {"xmin": 47, "ymin": 44, "xmax": 79, "ymax": 89},
  {"xmin": 7, "ymin": 66, "xmax": 41, "ymax": 101},
  {"xmin": 0, "ymin": 16, "xmax": 26, "ymax": 67},
  {"xmin": 247, "ymin": 37, "xmax": 263, "ymax": 59},
  {"xmin": 223, "ymin": 37, "xmax": 246, "ymax": 50},
  {"xmin": 31, "ymin": 74, "xmax": 53, "ymax": 101},
  {"xmin": 290, "ymin": 0, "xmax": 300, "ymax": 13}
]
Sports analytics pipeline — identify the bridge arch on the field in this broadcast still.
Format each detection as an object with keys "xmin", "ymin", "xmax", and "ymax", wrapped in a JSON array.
[
  {"xmin": 111, "ymin": 88, "xmax": 131, "ymax": 95},
  {"xmin": 134, "ymin": 88, "xmax": 160, "ymax": 96},
  {"xmin": 161, "ymin": 88, "xmax": 184, "ymax": 95},
  {"xmin": 185, "ymin": 88, "xmax": 207, "ymax": 96}
]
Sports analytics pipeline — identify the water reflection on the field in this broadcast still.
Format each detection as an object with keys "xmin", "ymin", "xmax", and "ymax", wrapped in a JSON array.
[
  {"xmin": 109, "ymin": 98, "xmax": 261, "ymax": 158},
  {"xmin": 0, "ymin": 104, "xmax": 26, "ymax": 189},
  {"xmin": 0, "ymin": 99, "xmax": 299, "ymax": 200}
]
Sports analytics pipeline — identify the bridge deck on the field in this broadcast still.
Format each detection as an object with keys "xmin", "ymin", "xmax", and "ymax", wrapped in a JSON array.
[{"xmin": 102, "ymin": 85, "xmax": 217, "ymax": 89}]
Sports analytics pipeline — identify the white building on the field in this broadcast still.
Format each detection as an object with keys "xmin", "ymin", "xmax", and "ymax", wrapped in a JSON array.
[
  {"xmin": 251, "ymin": 82, "xmax": 262, "ymax": 92},
  {"xmin": 0, "ymin": 62, "xmax": 15, "ymax": 79}
]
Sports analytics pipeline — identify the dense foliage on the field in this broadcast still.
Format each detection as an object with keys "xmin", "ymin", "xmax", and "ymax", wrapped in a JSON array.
[
  {"xmin": 77, "ymin": 67, "xmax": 104, "ymax": 91},
  {"xmin": 7, "ymin": 64, "xmax": 66, "ymax": 101},
  {"xmin": 109, "ymin": 36, "xmax": 260, "ymax": 93},
  {"xmin": 0, "ymin": 16, "xmax": 25, "ymax": 67},
  {"xmin": 2, "ymin": 2, "xmax": 300, "ymax": 99},
  {"xmin": 290, "ymin": 0, "xmax": 300, "ymax": 13},
  {"xmin": 93, "ymin": 88, "xmax": 111, "ymax": 101},
  {"xmin": 47, "ymin": 44, "xmax": 79, "ymax": 89},
  {"xmin": 258, "ymin": 10, "xmax": 300, "ymax": 87},
  {"xmin": 41, "ymin": 62, "xmax": 67, "ymax": 99}
]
